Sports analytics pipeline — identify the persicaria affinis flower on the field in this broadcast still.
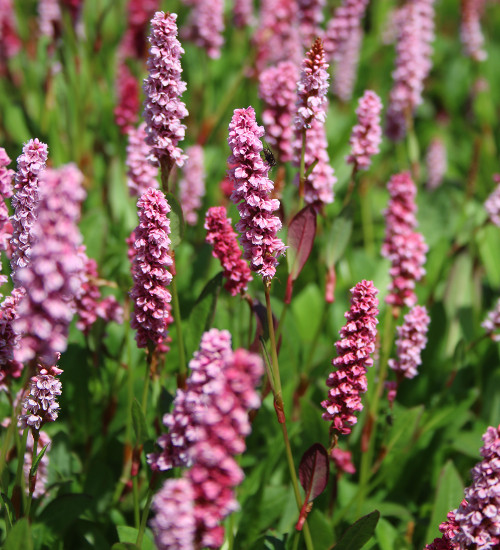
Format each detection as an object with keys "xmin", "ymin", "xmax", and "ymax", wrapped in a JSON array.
[
  {"xmin": 460, "ymin": 0, "xmax": 487, "ymax": 62},
  {"xmin": 389, "ymin": 305, "xmax": 430, "ymax": 380},
  {"xmin": 321, "ymin": 280, "xmax": 379, "ymax": 435},
  {"xmin": 130, "ymin": 188, "xmax": 173, "ymax": 349},
  {"xmin": 38, "ymin": 0, "xmax": 62, "ymax": 40},
  {"xmin": 484, "ymin": 174, "xmax": 500, "ymax": 227},
  {"xmin": 259, "ymin": 61, "xmax": 299, "ymax": 164},
  {"xmin": 143, "ymin": 12, "xmax": 188, "ymax": 172},
  {"xmin": 114, "ymin": 63, "xmax": 140, "ymax": 135},
  {"xmin": 14, "ymin": 164, "xmax": 86, "ymax": 365},
  {"xmin": 0, "ymin": 288, "xmax": 25, "ymax": 391},
  {"xmin": 346, "ymin": 90, "xmax": 383, "ymax": 171},
  {"xmin": 297, "ymin": 0, "xmax": 325, "ymax": 48},
  {"xmin": 205, "ymin": 206, "xmax": 252, "ymax": 296},
  {"xmin": 424, "ymin": 508, "xmax": 461, "ymax": 549},
  {"xmin": 227, "ymin": 106, "xmax": 286, "ymax": 280},
  {"xmin": 0, "ymin": 147, "xmax": 14, "ymax": 198},
  {"xmin": 181, "ymin": 0, "xmax": 224, "ymax": 59},
  {"xmin": 295, "ymin": 38, "xmax": 330, "ymax": 132},
  {"xmin": 119, "ymin": 0, "xmax": 160, "ymax": 59},
  {"xmin": 126, "ymin": 122, "xmax": 159, "ymax": 197},
  {"xmin": 331, "ymin": 23, "xmax": 363, "ymax": 102},
  {"xmin": 426, "ymin": 138, "xmax": 447, "ymax": 190},
  {"xmin": 0, "ymin": 148, "xmax": 14, "ymax": 273},
  {"xmin": 0, "ymin": 0, "xmax": 21, "ymax": 64},
  {"xmin": 482, "ymin": 297, "xmax": 500, "ymax": 342},
  {"xmin": 179, "ymin": 145, "xmax": 205, "ymax": 226}
]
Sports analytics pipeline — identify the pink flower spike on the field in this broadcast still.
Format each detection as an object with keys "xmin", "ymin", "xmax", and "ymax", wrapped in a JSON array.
[
  {"xmin": 484, "ymin": 174, "xmax": 500, "ymax": 227},
  {"xmin": 332, "ymin": 23, "xmax": 363, "ymax": 102},
  {"xmin": 389, "ymin": 305, "xmax": 430, "ymax": 380},
  {"xmin": 143, "ymin": 12, "xmax": 188, "ymax": 173},
  {"xmin": 426, "ymin": 138, "xmax": 447, "ymax": 190},
  {"xmin": 205, "ymin": 206, "xmax": 252, "ymax": 296},
  {"xmin": 130, "ymin": 188, "xmax": 173, "ymax": 349},
  {"xmin": 0, "ymin": 0, "xmax": 21, "ymax": 64},
  {"xmin": 227, "ymin": 106, "xmax": 286, "ymax": 280},
  {"xmin": 126, "ymin": 122, "xmax": 159, "ymax": 197},
  {"xmin": 182, "ymin": 0, "xmax": 224, "ymax": 59},
  {"xmin": 114, "ymin": 63, "xmax": 140, "ymax": 135},
  {"xmin": 346, "ymin": 90, "xmax": 383, "ymax": 171},
  {"xmin": 297, "ymin": 0, "xmax": 325, "ymax": 49},
  {"xmin": 0, "ymin": 148, "xmax": 14, "ymax": 272},
  {"xmin": 0, "ymin": 288, "xmax": 25, "ymax": 391},
  {"xmin": 0, "ymin": 147, "xmax": 14, "ymax": 198},
  {"xmin": 179, "ymin": 145, "xmax": 206, "ymax": 226},
  {"xmin": 460, "ymin": 0, "xmax": 487, "ymax": 62},
  {"xmin": 321, "ymin": 280, "xmax": 379, "ymax": 435},
  {"xmin": 482, "ymin": 297, "xmax": 500, "ymax": 342}
]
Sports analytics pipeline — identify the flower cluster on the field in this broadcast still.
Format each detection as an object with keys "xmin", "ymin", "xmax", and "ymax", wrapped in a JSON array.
[
  {"xmin": 258, "ymin": 61, "xmax": 299, "ymax": 164},
  {"xmin": 482, "ymin": 297, "xmax": 500, "ymax": 342},
  {"xmin": 114, "ymin": 63, "xmax": 140, "ymax": 135},
  {"xmin": 233, "ymin": 0, "xmax": 253, "ymax": 27},
  {"xmin": 0, "ymin": 0, "xmax": 21, "ymax": 65},
  {"xmin": 38, "ymin": 0, "xmax": 62, "ymax": 39},
  {"xmin": 182, "ymin": 0, "xmax": 224, "ymax": 59},
  {"xmin": 126, "ymin": 122, "xmax": 159, "ymax": 197},
  {"xmin": 332, "ymin": 24, "xmax": 363, "ymax": 102},
  {"xmin": 295, "ymin": 38, "xmax": 329, "ymax": 132},
  {"xmin": 382, "ymin": 172, "xmax": 427, "ymax": 308},
  {"xmin": 297, "ymin": 0, "xmax": 325, "ymax": 48},
  {"xmin": 227, "ymin": 107, "xmax": 286, "ymax": 279},
  {"xmin": 424, "ymin": 508, "xmax": 461, "ymax": 549},
  {"xmin": 205, "ymin": 207, "xmax": 252, "ymax": 296},
  {"xmin": 10, "ymin": 139, "xmax": 49, "ymax": 284},
  {"xmin": 460, "ymin": 0, "xmax": 487, "ymax": 62},
  {"xmin": 18, "ymin": 362, "xmax": 63, "ymax": 431},
  {"xmin": 179, "ymin": 145, "xmax": 205, "ymax": 225},
  {"xmin": 0, "ymin": 289, "xmax": 25, "ymax": 391},
  {"xmin": 321, "ymin": 280, "xmax": 379, "ymax": 435},
  {"xmin": 120, "ymin": 0, "xmax": 159, "ymax": 59},
  {"xmin": 389, "ymin": 305, "xmax": 430, "ymax": 380},
  {"xmin": 346, "ymin": 90, "xmax": 383, "ymax": 170},
  {"xmin": 330, "ymin": 447, "xmax": 356, "ymax": 475},
  {"xmin": 484, "ymin": 174, "xmax": 500, "ymax": 227},
  {"xmin": 0, "ymin": 148, "xmax": 14, "ymax": 274},
  {"xmin": 143, "ymin": 12, "xmax": 188, "ymax": 172},
  {"xmin": 14, "ymin": 164, "xmax": 86, "ymax": 365},
  {"xmin": 426, "ymin": 137, "xmax": 447, "ymax": 190},
  {"xmin": 386, "ymin": 0, "xmax": 436, "ymax": 141},
  {"xmin": 150, "ymin": 329, "xmax": 264, "ymax": 548},
  {"xmin": 130, "ymin": 188, "xmax": 173, "ymax": 349}
]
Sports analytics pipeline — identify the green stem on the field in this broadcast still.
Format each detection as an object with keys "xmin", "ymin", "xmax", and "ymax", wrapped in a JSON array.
[
  {"xmin": 343, "ymin": 165, "xmax": 358, "ymax": 206},
  {"xmin": 171, "ymin": 274, "xmax": 187, "ymax": 376},
  {"xmin": 275, "ymin": 301, "xmax": 289, "ymax": 344},
  {"xmin": 298, "ymin": 130, "xmax": 307, "ymax": 210},
  {"xmin": 360, "ymin": 178, "xmax": 375, "ymax": 257},
  {"xmin": 141, "ymin": 351, "xmax": 153, "ymax": 413},
  {"xmin": 25, "ymin": 431, "xmax": 39, "ymax": 519},
  {"xmin": 133, "ymin": 476, "xmax": 140, "ymax": 529},
  {"xmin": 136, "ymin": 486, "xmax": 155, "ymax": 548}
]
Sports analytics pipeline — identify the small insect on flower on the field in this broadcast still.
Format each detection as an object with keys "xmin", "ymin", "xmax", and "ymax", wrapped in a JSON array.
[{"xmin": 262, "ymin": 143, "xmax": 277, "ymax": 168}]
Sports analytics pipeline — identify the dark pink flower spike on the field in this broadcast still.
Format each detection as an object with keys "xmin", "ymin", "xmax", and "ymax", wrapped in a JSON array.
[
  {"xmin": 130, "ymin": 188, "xmax": 173, "ymax": 349},
  {"xmin": 0, "ymin": 289, "xmax": 25, "ymax": 391},
  {"xmin": 346, "ymin": 90, "xmax": 383, "ymax": 171},
  {"xmin": 426, "ymin": 138, "xmax": 447, "ymax": 190},
  {"xmin": 227, "ymin": 106, "xmax": 286, "ymax": 280},
  {"xmin": 332, "ymin": 23, "xmax": 363, "ymax": 102},
  {"xmin": 460, "ymin": 0, "xmax": 487, "ymax": 62},
  {"xmin": 0, "ymin": 0, "xmax": 21, "ymax": 67},
  {"xmin": 182, "ymin": 0, "xmax": 224, "ymax": 59},
  {"xmin": 126, "ymin": 122, "xmax": 159, "ymax": 197},
  {"xmin": 179, "ymin": 145, "xmax": 206, "ymax": 226},
  {"xmin": 424, "ymin": 508, "xmax": 461, "ymax": 549},
  {"xmin": 321, "ymin": 280, "xmax": 379, "ymax": 435},
  {"xmin": 0, "ymin": 148, "xmax": 14, "ymax": 280},
  {"xmin": 204, "ymin": 206, "xmax": 252, "ymax": 296},
  {"xmin": 143, "ymin": 12, "xmax": 188, "ymax": 172},
  {"xmin": 120, "ymin": 0, "xmax": 160, "ymax": 60},
  {"xmin": 297, "ymin": 0, "xmax": 325, "ymax": 49},
  {"xmin": 114, "ymin": 63, "xmax": 140, "ymax": 135}
]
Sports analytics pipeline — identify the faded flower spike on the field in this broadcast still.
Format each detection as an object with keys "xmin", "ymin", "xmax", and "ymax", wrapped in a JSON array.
[
  {"xmin": 179, "ymin": 145, "xmax": 205, "ymax": 226},
  {"xmin": 130, "ymin": 188, "xmax": 173, "ymax": 349},
  {"xmin": 227, "ymin": 106, "xmax": 286, "ymax": 280},
  {"xmin": 126, "ymin": 122, "xmax": 159, "ymax": 197},
  {"xmin": 322, "ymin": 280, "xmax": 379, "ymax": 435},
  {"xmin": 205, "ymin": 206, "xmax": 252, "ymax": 296},
  {"xmin": 143, "ymin": 12, "xmax": 188, "ymax": 174}
]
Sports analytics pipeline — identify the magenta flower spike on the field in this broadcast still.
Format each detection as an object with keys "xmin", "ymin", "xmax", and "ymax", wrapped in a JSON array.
[
  {"xmin": 321, "ymin": 280, "xmax": 379, "ymax": 435},
  {"xmin": 346, "ymin": 90, "xmax": 383, "ymax": 171},
  {"xmin": 385, "ymin": 0, "xmax": 436, "ymax": 141},
  {"xmin": 10, "ymin": 139, "xmax": 49, "ymax": 285},
  {"xmin": 460, "ymin": 0, "xmax": 487, "ymax": 62},
  {"xmin": 389, "ymin": 305, "xmax": 430, "ymax": 380},
  {"xmin": 182, "ymin": 0, "xmax": 224, "ymax": 59},
  {"xmin": 227, "ymin": 106, "xmax": 286, "ymax": 280},
  {"xmin": 126, "ymin": 122, "xmax": 159, "ymax": 197},
  {"xmin": 38, "ymin": 0, "xmax": 62, "ymax": 39},
  {"xmin": 13, "ymin": 164, "xmax": 86, "ymax": 366},
  {"xmin": 179, "ymin": 145, "xmax": 206, "ymax": 226},
  {"xmin": 233, "ymin": 0, "xmax": 254, "ymax": 28},
  {"xmin": 259, "ymin": 61, "xmax": 300, "ymax": 164},
  {"xmin": 0, "ymin": 289, "xmax": 25, "ymax": 391},
  {"xmin": 120, "ymin": 0, "xmax": 160, "ymax": 59},
  {"xmin": 143, "ymin": 12, "xmax": 188, "ymax": 175},
  {"xmin": 485, "ymin": 175, "xmax": 500, "ymax": 228},
  {"xmin": 482, "ymin": 297, "xmax": 500, "ymax": 342},
  {"xmin": 424, "ymin": 509, "xmax": 461, "ymax": 549},
  {"xmin": 382, "ymin": 172, "xmax": 427, "ymax": 309},
  {"xmin": 297, "ymin": 0, "xmax": 325, "ymax": 49},
  {"xmin": 332, "ymin": 23, "xmax": 363, "ymax": 102},
  {"xmin": 0, "ymin": 0, "xmax": 21, "ymax": 64},
  {"xmin": 426, "ymin": 138, "xmax": 447, "ymax": 190},
  {"xmin": 0, "ymin": 148, "xmax": 14, "ymax": 280},
  {"xmin": 130, "ymin": 188, "xmax": 173, "ymax": 349},
  {"xmin": 204, "ymin": 206, "xmax": 252, "ymax": 296},
  {"xmin": 0, "ymin": 147, "xmax": 14, "ymax": 198},
  {"xmin": 114, "ymin": 63, "xmax": 140, "ymax": 135}
]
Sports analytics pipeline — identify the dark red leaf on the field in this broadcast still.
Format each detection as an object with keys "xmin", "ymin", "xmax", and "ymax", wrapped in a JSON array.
[{"xmin": 298, "ymin": 443, "xmax": 329, "ymax": 503}]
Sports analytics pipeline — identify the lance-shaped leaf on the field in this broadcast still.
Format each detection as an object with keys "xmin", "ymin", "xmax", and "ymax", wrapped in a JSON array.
[
  {"xmin": 325, "ymin": 216, "xmax": 352, "ymax": 269},
  {"xmin": 296, "ymin": 443, "xmax": 329, "ymax": 530},
  {"xmin": 285, "ymin": 206, "xmax": 317, "ymax": 304},
  {"xmin": 166, "ymin": 192, "xmax": 185, "ymax": 249},
  {"xmin": 333, "ymin": 510, "xmax": 380, "ymax": 549}
]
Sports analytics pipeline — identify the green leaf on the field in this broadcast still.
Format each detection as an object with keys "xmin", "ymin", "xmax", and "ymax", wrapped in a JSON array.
[
  {"xmin": 111, "ymin": 544, "xmax": 140, "ymax": 550},
  {"xmin": 166, "ymin": 192, "xmax": 185, "ymax": 249},
  {"xmin": 131, "ymin": 399, "xmax": 148, "ymax": 445},
  {"xmin": 1, "ymin": 492, "xmax": 16, "ymax": 527},
  {"xmin": 325, "ymin": 216, "xmax": 352, "ymax": 268},
  {"xmin": 38, "ymin": 493, "xmax": 93, "ymax": 535},
  {"xmin": 4, "ymin": 518, "xmax": 33, "ymax": 550},
  {"xmin": 116, "ymin": 526, "xmax": 155, "ymax": 550},
  {"xmin": 185, "ymin": 271, "xmax": 223, "ymax": 357},
  {"xmin": 30, "ymin": 443, "xmax": 49, "ymax": 477},
  {"xmin": 334, "ymin": 510, "xmax": 380, "ymax": 550},
  {"xmin": 425, "ymin": 461, "xmax": 464, "ymax": 543}
]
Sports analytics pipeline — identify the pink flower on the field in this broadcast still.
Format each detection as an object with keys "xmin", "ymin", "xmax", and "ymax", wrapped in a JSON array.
[
  {"xmin": 460, "ymin": 0, "xmax": 487, "ymax": 62},
  {"xmin": 295, "ymin": 38, "xmax": 330, "ymax": 132},
  {"xmin": 485, "ymin": 175, "xmax": 500, "ymax": 227},
  {"xmin": 330, "ymin": 447, "xmax": 356, "ymax": 474},
  {"xmin": 426, "ymin": 138, "xmax": 447, "ymax": 190},
  {"xmin": 0, "ymin": 0, "xmax": 21, "ymax": 64},
  {"xmin": 143, "ymin": 12, "xmax": 188, "ymax": 172},
  {"xmin": 114, "ymin": 63, "xmax": 140, "ymax": 135},
  {"xmin": 126, "ymin": 122, "xmax": 159, "ymax": 197},
  {"xmin": 482, "ymin": 297, "xmax": 500, "ymax": 342},
  {"xmin": 18, "ymin": 362, "xmax": 63, "ymax": 431},
  {"xmin": 182, "ymin": 0, "xmax": 224, "ymax": 59},
  {"xmin": 233, "ymin": 0, "xmax": 254, "ymax": 28},
  {"xmin": 14, "ymin": 165, "xmax": 86, "ymax": 365},
  {"xmin": 346, "ymin": 90, "xmax": 383, "ymax": 170},
  {"xmin": 130, "ymin": 188, "xmax": 173, "ymax": 349},
  {"xmin": 179, "ymin": 145, "xmax": 206, "ymax": 225},
  {"xmin": 297, "ymin": 0, "xmax": 325, "ymax": 48},
  {"xmin": 386, "ymin": 0, "xmax": 436, "ymax": 141},
  {"xmin": 453, "ymin": 425, "xmax": 500, "ymax": 549},
  {"xmin": 424, "ymin": 508, "xmax": 461, "ymax": 549},
  {"xmin": 331, "ymin": 23, "xmax": 363, "ymax": 102},
  {"xmin": 227, "ymin": 107, "xmax": 286, "ymax": 279},
  {"xmin": 321, "ymin": 280, "xmax": 379, "ymax": 435},
  {"xmin": 0, "ymin": 289, "xmax": 24, "ymax": 391},
  {"xmin": 10, "ymin": 139, "xmax": 49, "ymax": 284},
  {"xmin": 0, "ymin": 147, "xmax": 14, "ymax": 198},
  {"xmin": 0, "ymin": 148, "xmax": 14, "ymax": 269},
  {"xmin": 259, "ymin": 61, "xmax": 300, "ymax": 164},
  {"xmin": 382, "ymin": 172, "xmax": 427, "ymax": 308},
  {"xmin": 205, "ymin": 206, "xmax": 252, "ymax": 296},
  {"xmin": 120, "ymin": 0, "xmax": 159, "ymax": 59},
  {"xmin": 389, "ymin": 305, "xmax": 430, "ymax": 380},
  {"xmin": 38, "ymin": 0, "xmax": 62, "ymax": 39}
]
